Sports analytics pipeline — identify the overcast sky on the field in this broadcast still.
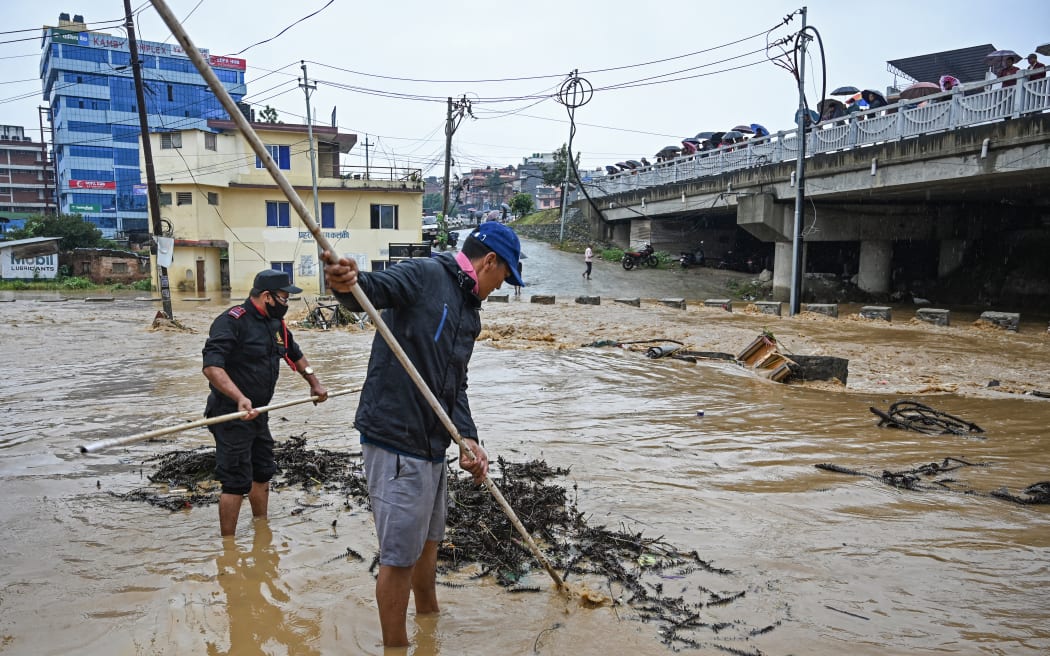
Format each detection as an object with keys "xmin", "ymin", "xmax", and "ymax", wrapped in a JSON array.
[{"xmin": 2, "ymin": 0, "xmax": 1047, "ymax": 177}]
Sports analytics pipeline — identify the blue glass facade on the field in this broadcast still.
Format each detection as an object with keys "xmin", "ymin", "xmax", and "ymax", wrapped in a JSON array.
[{"xmin": 41, "ymin": 24, "xmax": 246, "ymax": 237}]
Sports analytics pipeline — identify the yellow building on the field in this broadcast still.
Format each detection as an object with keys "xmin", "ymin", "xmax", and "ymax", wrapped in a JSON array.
[{"xmin": 144, "ymin": 119, "xmax": 423, "ymax": 294}]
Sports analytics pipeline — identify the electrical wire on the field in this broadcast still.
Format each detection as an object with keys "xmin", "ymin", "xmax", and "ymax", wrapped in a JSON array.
[{"xmin": 226, "ymin": 0, "xmax": 336, "ymax": 57}]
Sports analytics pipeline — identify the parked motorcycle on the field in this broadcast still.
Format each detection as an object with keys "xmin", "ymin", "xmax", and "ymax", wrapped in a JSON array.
[
  {"xmin": 621, "ymin": 243, "xmax": 658, "ymax": 270},
  {"xmin": 716, "ymin": 249, "xmax": 759, "ymax": 273},
  {"xmin": 678, "ymin": 243, "xmax": 705, "ymax": 269}
]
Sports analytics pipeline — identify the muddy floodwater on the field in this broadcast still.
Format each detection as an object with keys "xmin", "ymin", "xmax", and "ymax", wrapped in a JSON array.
[{"xmin": 1, "ymin": 237, "xmax": 1049, "ymax": 655}]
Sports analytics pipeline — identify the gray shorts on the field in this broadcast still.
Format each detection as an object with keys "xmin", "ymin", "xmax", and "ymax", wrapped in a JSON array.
[{"xmin": 363, "ymin": 443, "xmax": 447, "ymax": 568}]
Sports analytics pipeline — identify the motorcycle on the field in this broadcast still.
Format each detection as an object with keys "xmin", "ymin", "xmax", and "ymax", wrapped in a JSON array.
[
  {"xmin": 678, "ymin": 243, "xmax": 705, "ymax": 269},
  {"xmin": 621, "ymin": 243, "xmax": 658, "ymax": 270},
  {"xmin": 716, "ymin": 249, "xmax": 759, "ymax": 273}
]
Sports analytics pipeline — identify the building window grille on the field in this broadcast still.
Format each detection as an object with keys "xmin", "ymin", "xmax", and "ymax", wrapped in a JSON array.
[{"xmin": 176, "ymin": 192, "xmax": 192, "ymax": 206}]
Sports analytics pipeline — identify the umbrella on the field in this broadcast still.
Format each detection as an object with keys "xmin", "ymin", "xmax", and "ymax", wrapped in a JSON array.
[
  {"xmin": 794, "ymin": 108, "xmax": 819, "ymax": 125},
  {"xmin": 655, "ymin": 145, "xmax": 682, "ymax": 158},
  {"xmin": 939, "ymin": 75, "xmax": 961, "ymax": 91},
  {"xmin": 615, "ymin": 162, "xmax": 632, "ymax": 171},
  {"xmin": 831, "ymin": 85, "xmax": 860, "ymax": 95},
  {"xmin": 817, "ymin": 98, "xmax": 846, "ymax": 119},
  {"xmin": 1037, "ymin": 43, "xmax": 1050, "ymax": 57},
  {"xmin": 731, "ymin": 124, "xmax": 755, "ymax": 134},
  {"xmin": 681, "ymin": 140, "xmax": 698, "ymax": 154},
  {"xmin": 900, "ymin": 81, "xmax": 941, "ymax": 100},
  {"xmin": 861, "ymin": 89, "xmax": 887, "ymax": 108},
  {"xmin": 750, "ymin": 123, "xmax": 769, "ymax": 137},
  {"xmin": 682, "ymin": 137, "xmax": 702, "ymax": 145},
  {"xmin": 694, "ymin": 131, "xmax": 717, "ymax": 140},
  {"xmin": 721, "ymin": 130, "xmax": 744, "ymax": 143},
  {"xmin": 605, "ymin": 165, "xmax": 619, "ymax": 175},
  {"xmin": 986, "ymin": 49, "xmax": 1021, "ymax": 73},
  {"xmin": 626, "ymin": 160, "xmax": 643, "ymax": 169}
]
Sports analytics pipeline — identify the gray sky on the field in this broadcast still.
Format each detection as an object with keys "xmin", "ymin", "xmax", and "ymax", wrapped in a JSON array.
[{"xmin": 2, "ymin": 0, "xmax": 1047, "ymax": 177}]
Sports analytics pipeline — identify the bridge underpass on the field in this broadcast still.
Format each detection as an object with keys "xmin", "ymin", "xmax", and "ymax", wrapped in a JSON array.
[{"xmin": 578, "ymin": 114, "xmax": 1050, "ymax": 303}]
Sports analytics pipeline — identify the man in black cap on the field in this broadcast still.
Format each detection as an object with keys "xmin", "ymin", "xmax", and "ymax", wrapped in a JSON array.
[
  {"xmin": 202, "ymin": 269, "xmax": 328, "ymax": 537},
  {"xmin": 322, "ymin": 221, "xmax": 524, "ymax": 648}
]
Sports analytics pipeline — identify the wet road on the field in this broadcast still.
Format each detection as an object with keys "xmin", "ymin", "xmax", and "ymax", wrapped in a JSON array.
[{"xmin": 1, "ymin": 238, "xmax": 1048, "ymax": 655}]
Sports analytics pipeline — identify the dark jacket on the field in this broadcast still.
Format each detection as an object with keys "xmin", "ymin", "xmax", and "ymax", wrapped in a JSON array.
[
  {"xmin": 202, "ymin": 299, "xmax": 303, "ymax": 414},
  {"xmin": 335, "ymin": 253, "xmax": 481, "ymax": 460}
]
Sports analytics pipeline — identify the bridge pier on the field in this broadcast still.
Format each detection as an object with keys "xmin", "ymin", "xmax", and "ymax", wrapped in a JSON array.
[
  {"xmin": 857, "ymin": 240, "xmax": 892, "ymax": 294},
  {"xmin": 939, "ymin": 239, "xmax": 968, "ymax": 277},
  {"xmin": 772, "ymin": 242, "xmax": 794, "ymax": 301}
]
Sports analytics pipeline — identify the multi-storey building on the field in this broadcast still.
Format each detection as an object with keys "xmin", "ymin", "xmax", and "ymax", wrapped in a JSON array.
[
  {"xmin": 149, "ymin": 120, "xmax": 424, "ymax": 294},
  {"xmin": 0, "ymin": 125, "xmax": 55, "ymax": 236},
  {"xmin": 39, "ymin": 13, "xmax": 246, "ymax": 239}
]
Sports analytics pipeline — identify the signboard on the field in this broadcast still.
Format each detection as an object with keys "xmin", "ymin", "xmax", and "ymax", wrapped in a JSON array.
[
  {"xmin": 1, "ymin": 248, "xmax": 58, "ymax": 280},
  {"xmin": 132, "ymin": 184, "xmax": 147, "ymax": 196},
  {"xmin": 69, "ymin": 179, "xmax": 116, "ymax": 190},
  {"xmin": 209, "ymin": 55, "xmax": 246, "ymax": 71},
  {"xmin": 50, "ymin": 28, "xmax": 208, "ymax": 58},
  {"xmin": 69, "ymin": 203, "xmax": 100, "ymax": 213}
]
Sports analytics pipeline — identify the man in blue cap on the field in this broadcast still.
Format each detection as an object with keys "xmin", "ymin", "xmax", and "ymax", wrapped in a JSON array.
[
  {"xmin": 323, "ymin": 221, "xmax": 524, "ymax": 648},
  {"xmin": 203, "ymin": 269, "xmax": 328, "ymax": 537}
]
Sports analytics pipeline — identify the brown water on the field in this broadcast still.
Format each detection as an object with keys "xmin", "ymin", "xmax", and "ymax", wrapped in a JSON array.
[{"xmin": 1, "ymin": 243, "xmax": 1049, "ymax": 655}]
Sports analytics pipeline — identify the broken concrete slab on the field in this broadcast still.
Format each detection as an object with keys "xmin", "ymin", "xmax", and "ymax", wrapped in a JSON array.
[
  {"xmin": 915, "ymin": 308, "xmax": 950, "ymax": 326},
  {"xmin": 575, "ymin": 296, "xmax": 600, "ymax": 305},
  {"xmin": 530, "ymin": 295, "xmax": 556, "ymax": 305},
  {"xmin": 754, "ymin": 301, "xmax": 782, "ymax": 316},
  {"xmin": 860, "ymin": 306, "xmax": 892, "ymax": 321},
  {"xmin": 488, "ymin": 294, "xmax": 509, "ymax": 303},
  {"xmin": 803, "ymin": 303, "xmax": 838, "ymax": 318},
  {"xmin": 658, "ymin": 298, "xmax": 686, "ymax": 310},
  {"xmin": 788, "ymin": 355, "xmax": 849, "ymax": 385},
  {"xmin": 978, "ymin": 311, "xmax": 1020, "ymax": 332},
  {"xmin": 703, "ymin": 299, "xmax": 733, "ymax": 311},
  {"xmin": 614, "ymin": 297, "xmax": 641, "ymax": 307}
]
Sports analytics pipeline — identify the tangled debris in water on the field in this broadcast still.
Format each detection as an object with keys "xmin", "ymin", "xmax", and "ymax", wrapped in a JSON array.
[
  {"xmin": 869, "ymin": 400, "xmax": 984, "ymax": 436},
  {"xmin": 816, "ymin": 458, "xmax": 1050, "ymax": 505},
  {"xmin": 111, "ymin": 438, "xmax": 781, "ymax": 652}
]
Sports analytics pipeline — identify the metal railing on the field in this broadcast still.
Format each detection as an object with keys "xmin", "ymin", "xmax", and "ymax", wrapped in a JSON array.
[{"xmin": 586, "ymin": 71, "xmax": 1050, "ymax": 199}]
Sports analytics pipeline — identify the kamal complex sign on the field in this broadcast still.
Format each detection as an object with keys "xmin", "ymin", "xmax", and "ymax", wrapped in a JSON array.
[{"xmin": 50, "ymin": 29, "xmax": 247, "ymax": 71}]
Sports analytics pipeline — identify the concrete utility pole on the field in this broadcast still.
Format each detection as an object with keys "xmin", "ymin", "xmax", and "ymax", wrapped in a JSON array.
[
  {"xmin": 299, "ymin": 61, "xmax": 324, "ymax": 294},
  {"xmin": 556, "ymin": 70, "xmax": 592, "ymax": 243},
  {"xmin": 441, "ymin": 96, "xmax": 471, "ymax": 247},
  {"xmin": 362, "ymin": 135, "xmax": 373, "ymax": 180},
  {"xmin": 125, "ymin": 0, "xmax": 173, "ymax": 320},
  {"xmin": 790, "ymin": 6, "xmax": 809, "ymax": 316}
]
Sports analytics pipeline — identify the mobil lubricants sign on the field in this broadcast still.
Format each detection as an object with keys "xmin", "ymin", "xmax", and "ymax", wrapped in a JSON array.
[{"xmin": 0, "ymin": 239, "xmax": 60, "ymax": 280}]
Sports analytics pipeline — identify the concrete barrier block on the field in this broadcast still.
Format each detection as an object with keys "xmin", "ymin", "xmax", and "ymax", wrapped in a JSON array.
[
  {"xmin": 530, "ymin": 295, "xmax": 556, "ymax": 305},
  {"xmin": 658, "ymin": 298, "xmax": 686, "ymax": 310},
  {"xmin": 979, "ymin": 311, "xmax": 1020, "ymax": 332},
  {"xmin": 574, "ymin": 295, "xmax": 601, "ymax": 305},
  {"xmin": 754, "ymin": 301, "xmax": 781, "ymax": 316},
  {"xmin": 915, "ymin": 308, "xmax": 950, "ymax": 326},
  {"xmin": 487, "ymin": 294, "xmax": 509, "ymax": 303},
  {"xmin": 803, "ymin": 303, "xmax": 838, "ymax": 318},
  {"xmin": 860, "ymin": 305, "xmax": 892, "ymax": 321},
  {"xmin": 614, "ymin": 297, "xmax": 641, "ymax": 307},
  {"xmin": 703, "ymin": 298, "xmax": 733, "ymax": 311}
]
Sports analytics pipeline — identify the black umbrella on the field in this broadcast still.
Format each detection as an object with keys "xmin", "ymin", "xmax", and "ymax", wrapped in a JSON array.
[
  {"xmin": 731, "ymin": 124, "xmax": 755, "ymax": 134},
  {"xmin": 861, "ymin": 89, "xmax": 887, "ymax": 107},
  {"xmin": 626, "ymin": 160, "xmax": 643, "ymax": 169},
  {"xmin": 655, "ymin": 145, "xmax": 682, "ymax": 158},
  {"xmin": 721, "ymin": 130, "xmax": 744, "ymax": 143},
  {"xmin": 695, "ymin": 131, "xmax": 717, "ymax": 140},
  {"xmin": 605, "ymin": 165, "xmax": 620, "ymax": 175},
  {"xmin": 682, "ymin": 137, "xmax": 702, "ymax": 145},
  {"xmin": 831, "ymin": 85, "xmax": 860, "ymax": 95},
  {"xmin": 615, "ymin": 162, "xmax": 632, "ymax": 171}
]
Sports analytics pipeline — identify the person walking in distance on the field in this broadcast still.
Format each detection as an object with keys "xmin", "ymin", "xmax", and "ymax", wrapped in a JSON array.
[
  {"xmin": 202, "ymin": 269, "xmax": 328, "ymax": 537},
  {"xmin": 583, "ymin": 245, "xmax": 593, "ymax": 280},
  {"xmin": 322, "ymin": 221, "xmax": 525, "ymax": 648}
]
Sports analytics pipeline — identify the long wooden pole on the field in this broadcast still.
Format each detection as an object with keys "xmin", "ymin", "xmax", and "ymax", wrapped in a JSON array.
[
  {"xmin": 147, "ymin": 0, "xmax": 564, "ymax": 590},
  {"xmin": 80, "ymin": 388, "xmax": 359, "ymax": 454}
]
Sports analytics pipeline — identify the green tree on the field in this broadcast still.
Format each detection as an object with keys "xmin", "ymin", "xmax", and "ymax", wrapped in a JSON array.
[
  {"xmin": 8, "ymin": 213, "xmax": 115, "ymax": 251},
  {"xmin": 422, "ymin": 193, "xmax": 443, "ymax": 214},
  {"xmin": 540, "ymin": 143, "xmax": 581, "ymax": 187},
  {"xmin": 509, "ymin": 193, "xmax": 534, "ymax": 218},
  {"xmin": 259, "ymin": 105, "xmax": 279, "ymax": 123}
]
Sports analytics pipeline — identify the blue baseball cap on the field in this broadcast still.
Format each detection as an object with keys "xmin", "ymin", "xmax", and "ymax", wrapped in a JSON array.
[{"xmin": 469, "ymin": 222, "xmax": 525, "ymax": 287}]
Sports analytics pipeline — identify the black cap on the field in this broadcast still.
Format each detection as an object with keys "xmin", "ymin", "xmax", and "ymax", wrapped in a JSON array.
[{"xmin": 253, "ymin": 269, "xmax": 302, "ymax": 294}]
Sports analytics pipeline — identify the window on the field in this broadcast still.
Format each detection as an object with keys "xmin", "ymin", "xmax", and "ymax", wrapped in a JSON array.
[
  {"xmin": 256, "ymin": 144, "xmax": 290, "ymax": 170},
  {"xmin": 208, "ymin": 192, "xmax": 219, "ymax": 206},
  {"xmin": 161, "ymin": 133, "xmax": 182, "ymax": 149},
  {"xmin": 321, "ymin": 202, "xmax": 335, "ymax": 229},
  {"xmin": 266, "ymin": 200, "xmax": 290, "ymax": 227},
  {"xmin": 204, "ymin": 132, "xmax": 217, "ymax": 151},
  {"xmin": 158, "ymin": 192, "xmax": 172, "ymax": 206},
  {"xmin": 271, "ymin": 262, "xmax": 294, "ymax": 283},
  {"xmin": 370, "ymin": 204, "xmax": 399, "ymax": 230},
  {"xmin": 176, "ymin": 192, "xmax": 192, "ymax": 206},
  {"xmin": 111, "ymin": 261, "xmax": 127, "ymax": 273}
]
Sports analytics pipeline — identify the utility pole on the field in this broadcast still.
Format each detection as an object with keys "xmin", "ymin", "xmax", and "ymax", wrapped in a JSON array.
[
  {"xmin": 790, "ymin": 6, "xmax": 809, "ymax": 317},
  {"xmin": 299, "ymin": 61, "xmax": 324, "ymax": 294},
  {"xmin": 441, "ymin": 95, "xmax": 471, "ymax": 248},
  {"xmin": 362, "ymin": 135, "xmax": 373, "ymax": 180},
  {"xmin": 555, "ymin": 70, "xmax": 592, "ymax": 243},
  {"xmin": 125, "ymin": 0, "xmax": 173, "ymax": 320}
]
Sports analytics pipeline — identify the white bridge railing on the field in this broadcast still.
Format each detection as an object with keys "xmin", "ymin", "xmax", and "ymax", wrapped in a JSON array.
[{"xmin": 586, "ymin": 71, "xmax": 1050, "ymax": 199}]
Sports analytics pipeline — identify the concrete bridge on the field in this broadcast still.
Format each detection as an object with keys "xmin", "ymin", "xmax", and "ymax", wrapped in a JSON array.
[{"xmin": 576, "ymin": 74, "xmax": 1050, "ymax": 302}]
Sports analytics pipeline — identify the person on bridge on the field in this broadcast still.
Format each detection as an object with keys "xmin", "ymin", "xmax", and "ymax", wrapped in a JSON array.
[
  {"xmin": 998, "ymin": 55, "xmax": 1021, "ymax": 87},
  {"xmin": 1026, "ymin": 54, "xmax": 1046, "ymax": 81}
]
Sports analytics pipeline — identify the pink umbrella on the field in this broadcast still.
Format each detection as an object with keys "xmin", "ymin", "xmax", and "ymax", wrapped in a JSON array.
[{"xmin": 939, "ymin": 75, "xmax": 961, "ymax": 91}]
